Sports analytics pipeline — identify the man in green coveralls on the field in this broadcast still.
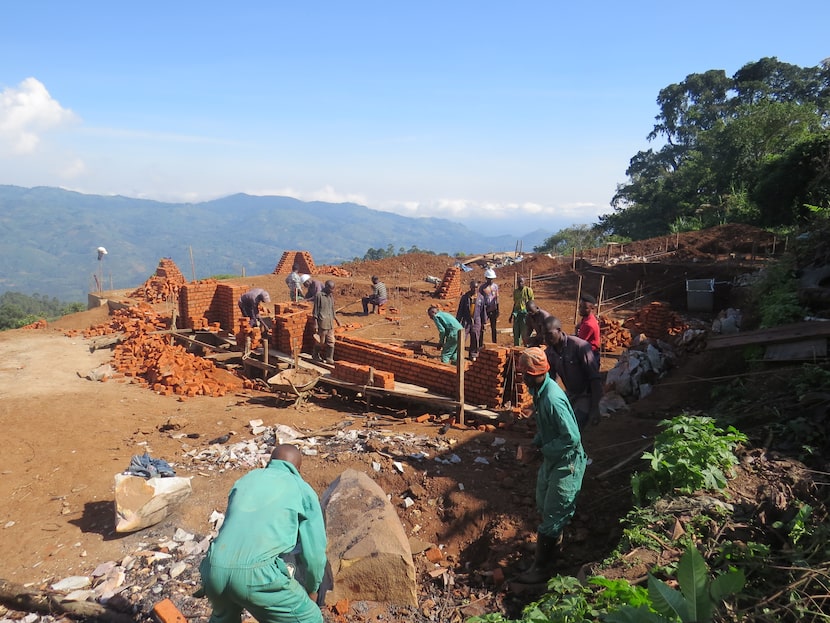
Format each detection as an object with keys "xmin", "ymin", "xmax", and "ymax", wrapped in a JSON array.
[
  {"xmin": 515, "ymin": 347, "xmax": 587, "ymax": 583},
  {"xmin": 200, "ymin": 444, "xmax": 327, "ymax": 623},
  {"xmin": 428, "ymin": 304, "xmax": 464, "ymax": 364}
]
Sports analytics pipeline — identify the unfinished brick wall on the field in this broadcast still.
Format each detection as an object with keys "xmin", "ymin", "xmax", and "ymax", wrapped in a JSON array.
[
  {"xmin": 332, "ymin": 361, "xmax": 395, "ymax": 389},
  {"xmin": 274, "ymin": 251, "xmax": 316, "ymax": 275},
  {"xmin": 178, "ymin": 281, "xmax": 248, "ymax": 330},
  {"xmin": 270, "ymin": 302, "xmax": 316, "ymax": 354},
  {"xmin": 435, "ymin": 267, "xmax": 463, "ymax": 299},
  {"xmin": 334, "ymin": 335, "xmax": 516, "ymax": 408},
  {"xmin": 623, "ymin": 301, "xmax": 689, "ymax": 340}
]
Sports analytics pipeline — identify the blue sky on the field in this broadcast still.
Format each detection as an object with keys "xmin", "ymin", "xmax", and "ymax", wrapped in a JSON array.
[{"xmin": 1, "ymin": 2, "xmax": 827, "ymax": 235}]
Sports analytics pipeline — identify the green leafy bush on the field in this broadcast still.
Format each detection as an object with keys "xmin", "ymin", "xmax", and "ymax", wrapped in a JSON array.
[{"xmin": 631, "ymin": 415, "xmax": 747, "ymax": 504}]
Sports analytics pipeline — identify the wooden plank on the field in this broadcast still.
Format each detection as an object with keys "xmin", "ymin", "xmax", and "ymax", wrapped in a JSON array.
[
  {"xmin": 706, "ymin": 321, "xmax": 830, "ymax": 350},
  {"xmin": 764, "ymin": 339, "xmax": 827, "ymax": 361}
]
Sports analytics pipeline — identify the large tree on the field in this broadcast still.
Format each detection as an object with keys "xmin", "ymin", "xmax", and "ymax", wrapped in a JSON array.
[{"xmin": 601, "ymin": 57, "xmax": 830, "ymax": 239}]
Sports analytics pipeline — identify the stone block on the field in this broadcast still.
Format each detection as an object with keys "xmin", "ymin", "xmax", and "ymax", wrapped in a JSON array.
[{"xmin": 321, "ymin": 469, "xmax": 417, "ymax": 606}]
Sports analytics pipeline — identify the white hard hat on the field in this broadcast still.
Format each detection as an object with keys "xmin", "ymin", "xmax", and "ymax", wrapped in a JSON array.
[
  {"xmin": 484, "ymin": 268, "xmax": 496, "ymax": 279},
  {"xmin": 301, "ymin": 274, "xmax": 311, "ymax": 284}
]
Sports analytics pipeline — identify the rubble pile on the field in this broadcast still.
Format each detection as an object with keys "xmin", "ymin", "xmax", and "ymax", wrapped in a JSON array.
[
  {"xmin": 71, "ymin": 304, "xmax": 251, "ymax": 397},
  {"xmin": 599, "ymin": 316, "xmax": 631, "ymax": 352},
  {"xmin": 129, "ymin": 258, "xmax": 187, "ymax": 303},
  {"xmin": 315, "ymin": 265, "xmax": 351, "ymax": 277},
  {"xmin": 21, "ymin": 318, "xmax": 48, "ymax": 329},
  {"xmin": 604, "ymin": 333, "xmax": 680, "ymax": 402}
]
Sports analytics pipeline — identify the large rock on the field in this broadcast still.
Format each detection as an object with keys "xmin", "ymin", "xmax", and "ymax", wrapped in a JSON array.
[
  {"xmin": 321, "ymin": 469, "xmax": 417, "ymax": 606},
  {"xmin": 114, "ymin": 474, "xmax": 192, "ymax": 533}
]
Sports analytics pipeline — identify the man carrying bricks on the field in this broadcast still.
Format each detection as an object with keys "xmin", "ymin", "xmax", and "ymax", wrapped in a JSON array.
[
  {"xmin": 199, "ymin": 444, "xmax": 327, "ymax": 623},
  {"xmin": 514, "ymin": 347, "xmax": 586, "ymax": 584},
  {"xmin": 238, "ymin": 288, "xmax": 271, "ymax": 331},
  {"xmin": 428, "ymin": 304, "xmax": 463, "ymax": 364},
  {"xmin": 312, "ymin": 280, "xmax": 339, "ymax": 364}
]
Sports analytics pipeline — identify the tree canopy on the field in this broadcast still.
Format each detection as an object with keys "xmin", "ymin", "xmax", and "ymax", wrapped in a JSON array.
[
  {"xmin": 0, "ymin": 291, "xmax": 85, "ymax": 330},
  {"xmin": 600, "ymin": 57, "xmax": 830, "ymax": 240}
]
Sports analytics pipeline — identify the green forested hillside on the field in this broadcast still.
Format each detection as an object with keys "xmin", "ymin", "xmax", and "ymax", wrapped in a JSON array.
[
  {"xmin": 0, "ymin": 186, "xmax": 551, "ymax": 302},
  {"xmin": 600, "ymin": 57, "xmax": 830, "ymax": 240}
]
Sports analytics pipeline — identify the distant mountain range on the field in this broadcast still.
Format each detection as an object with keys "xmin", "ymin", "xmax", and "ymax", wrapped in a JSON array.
[{"xmin": 0, "ymin": 185, "xmax": 553, "ymax": 302}]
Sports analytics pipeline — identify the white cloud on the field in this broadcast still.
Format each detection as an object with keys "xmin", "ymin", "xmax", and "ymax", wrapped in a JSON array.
[
  {"xmin": 59, "ymin": 157, "xmax": 87, "ymax": 180},
  {"xmin": 0, "ymin": 77, "xmax": 78, "ymax": 154}
]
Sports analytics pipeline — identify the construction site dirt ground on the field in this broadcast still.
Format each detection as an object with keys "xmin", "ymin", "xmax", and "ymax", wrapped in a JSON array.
[{"xmin": 0, "ymin": 224, "xmax": 775, "ymax": 620}]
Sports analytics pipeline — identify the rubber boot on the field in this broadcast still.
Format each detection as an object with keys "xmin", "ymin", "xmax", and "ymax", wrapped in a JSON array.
[
  {"xmin": 516, "ymin": 533, "xmax": 561, "ymax": 583},
  {"xmin": 312, "ymin": 342, "xmax": 322, "ymax": 362},
  {"xmin": 324, "ymin": 345, "xmax": 335, "ymax": 365}
]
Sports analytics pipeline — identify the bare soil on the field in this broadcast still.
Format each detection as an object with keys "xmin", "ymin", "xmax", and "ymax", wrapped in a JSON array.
[{"xmin": 0, "ymin": 224, "xmax": 782, "ymax": 621}]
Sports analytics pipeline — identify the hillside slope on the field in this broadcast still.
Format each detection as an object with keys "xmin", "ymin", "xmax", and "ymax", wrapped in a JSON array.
[{"xmin": 0, "ymin": 185, "xmax": 552, "ymax": 302}]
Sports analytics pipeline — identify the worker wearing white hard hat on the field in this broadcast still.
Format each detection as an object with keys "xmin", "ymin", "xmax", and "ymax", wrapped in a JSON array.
[
  {"xmin": 303, "ymin": 275, "xmax": 324, "ymax": 299},
  {"xmin": 479, "ymin": 268, "xmax": 500, "ymax": 343}
]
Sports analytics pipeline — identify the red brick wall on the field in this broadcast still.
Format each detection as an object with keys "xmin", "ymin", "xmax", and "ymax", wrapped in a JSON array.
[
  {"xmin": 435, "ymin": 267, "xmax": 463, "ymax": 299},
  {"xmin": 270, "ymin": 302, "xmax": 316, "ymax": 354},
  {"xmin": 178, "ymin": 281, "xmax": 247, "ymax": 330},
  {"xmin": 274, "ymin": 251, "xmax": 316, "ymax": 275},
  {"xmin": 332, "ymin": 361, "xmax": 395, "ymax": 389}
]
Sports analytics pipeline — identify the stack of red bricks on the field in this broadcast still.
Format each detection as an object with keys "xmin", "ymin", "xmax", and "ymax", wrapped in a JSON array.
[
  {"xmin": 273, "ymin": 250, "xmax": 316, "ymax": 275},
  {"xmin": 331, "ymin": 361, "xmax": 395, "ymax": 389},
  {"xmin": 623, "ymin": 301, "xmax": 689, "ymax": 340},
  {"xmin": 315, "ymin": 265, "xmax": 351, "ymax": 277},
  {"xmin": 21, "ymin": 318, "xmax": 48, "ymax": 329},
  {"xmin": 129, "ymin": 258, "xmax": 187, "ymax": 303},
  {"xmin": 463, "ymin": 347, "xmax": 510, "ymax": 408},
  {"xmin": 76, "ymin": 304, "xmax": 249, "ymax": 396},
  {"xmin": 434, "ymin": 267, "xmax": 463, "ymax": 299},
  {"xmin": 177, "ymin": 281, "xmax": 248, "ymax": 331},
  {"xmin": 270, "ymin": 302, "xmax": 315, "ymax": 354},
  {"xmin": 235, "ymin": 318, "xmax": 263, "ymax": 351},
  {"xmin": 599, "ymin": 316, "xmax": 632, "ymax": 352}
]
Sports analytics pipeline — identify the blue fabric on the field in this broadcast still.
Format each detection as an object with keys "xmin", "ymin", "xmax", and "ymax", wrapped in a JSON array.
[{"xmin": 126, "ymin": 452, "xmax": 175, "ymax": 478}]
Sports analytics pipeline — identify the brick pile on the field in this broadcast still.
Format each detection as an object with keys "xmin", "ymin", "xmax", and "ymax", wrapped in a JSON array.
[
  {"xmin": 129, "ymin": 258, "xmax": 187, "ymax": 303},
  {"xmin": 21, "ymin": 318, "xmax": 47, "ymax": 329},
  {"xmin": 331, "ymin": 361, "xmax": 395, "ymax": 389},
  {"xmin": 74, "ymin": 303, "xmax": 249, "ymax": 396},
  {"xmin": 273, "ymin": 251, "xmax": 315, "ymax": 275},
  {"xmin": 434, "ymin": 267, "xmax": 463, "ymax": 299},
  {"xmin": 622, "ymin": 301, "xmax": 689, "ymax": 340},
  {"xmin": 316, "ymin": 265, "xmax": 351, "ymax": 277},
  {"xmin": 599, "ymin": 316, "xmax": 632, "ymax": 352},
  {"xmin": 235, "ymin": 318, "xmax": 264, "ymax": 351}
]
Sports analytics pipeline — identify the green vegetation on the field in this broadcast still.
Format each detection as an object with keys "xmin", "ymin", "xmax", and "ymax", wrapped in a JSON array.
[
  {"xmin": 598, "ymin": 57, "xmax": 830, "ymax": 240},
  {"xmin": 356, "ymin": 245, "xmax": 438, "ymax": 261},
  {"xmin": 0, "ymin": 291, "xmax": 85, "ymax": 330},
  {"xmin": 631, "ymin": 415, "xmax": 747, "ymax": 505},
  {"xmin": 534, "ymin": 224, "xmax": 607, "ymax": 255}
]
